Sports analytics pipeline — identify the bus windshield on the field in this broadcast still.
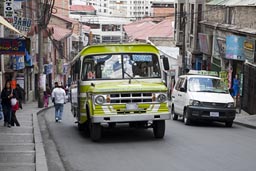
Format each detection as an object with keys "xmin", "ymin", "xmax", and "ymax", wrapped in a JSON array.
[
  {"xmin": 188, "ymin": 77, "xmax": 229, "ymax": 93},
  {"xmin": 81, "ymin": 53, "xmax": 161, "ymax": 80}
]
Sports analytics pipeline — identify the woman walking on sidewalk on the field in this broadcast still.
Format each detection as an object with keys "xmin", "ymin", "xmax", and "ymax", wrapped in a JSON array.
[{"xmin": 1, "ymin": 81, "xmax": 14, "ymax": 127}]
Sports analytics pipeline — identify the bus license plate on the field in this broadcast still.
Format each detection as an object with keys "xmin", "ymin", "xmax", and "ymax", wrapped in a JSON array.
[
  {"xmin": 126, "ymin": 103, "xmax": 138, "ymax": 111},
  {"xmin": 210, "ymin": 112, "xmax": 219, "ymax": 117}
]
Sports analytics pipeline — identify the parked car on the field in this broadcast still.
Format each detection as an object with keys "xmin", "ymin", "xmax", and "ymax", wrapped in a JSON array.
[{"xmin": 171, "ymin": 70, "xmax": 236, "ymax": 127}]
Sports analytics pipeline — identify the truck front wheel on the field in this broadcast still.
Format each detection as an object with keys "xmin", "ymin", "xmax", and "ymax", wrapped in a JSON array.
[{"xmin": 153, "ymin": 120, "xmax": 165, "ymax": 139}]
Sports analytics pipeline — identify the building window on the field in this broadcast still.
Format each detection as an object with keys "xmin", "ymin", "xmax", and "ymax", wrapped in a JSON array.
[
  {"xmin": 29, "ymin": 72, "xmax": 32, "ymax": 91},
  {"xmin": 190, "ymin": 4, "xmax": 194, "ymax": 34},
  {"xmin": 179, "ymin": 3, "xmax": 184, "ymax": 30}
]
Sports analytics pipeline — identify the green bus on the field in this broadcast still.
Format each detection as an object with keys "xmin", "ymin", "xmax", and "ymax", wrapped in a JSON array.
[{"xmin": 70, "ymin": 43, "xmax": 170, "ymax": 141}]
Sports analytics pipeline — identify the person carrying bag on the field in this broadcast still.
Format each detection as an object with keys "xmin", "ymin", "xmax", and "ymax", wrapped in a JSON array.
[{"xmin": 10, "ymin": 88, "xmax": 20, "ymax": 126}]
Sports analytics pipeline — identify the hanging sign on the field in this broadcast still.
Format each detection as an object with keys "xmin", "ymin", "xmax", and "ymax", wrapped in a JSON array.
[
  {"xmin": 13, "ymin": 16, "xmax": 32, "ymax": 32},
  {"xmin": 4, "ymin": 0, "xmax": 14, "ymax": 22}
]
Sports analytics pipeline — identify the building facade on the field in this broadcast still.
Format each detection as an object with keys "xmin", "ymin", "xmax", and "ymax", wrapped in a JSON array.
[{"xmin": 174, "ymin": 0, "xmax": 256, "ymax": 114}]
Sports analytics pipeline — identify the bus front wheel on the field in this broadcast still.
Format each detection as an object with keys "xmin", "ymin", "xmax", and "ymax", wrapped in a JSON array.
[
  {"xmin": 90, "ymin": 123, "xmax": 102, "ymax": 142},
  {"xmin": 153, "ymin": 120, "xmax": 165, "ymax": 139}
]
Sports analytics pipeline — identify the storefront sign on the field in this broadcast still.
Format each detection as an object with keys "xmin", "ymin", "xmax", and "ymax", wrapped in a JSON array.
[
  {"xmin": 198, "ymin": 33, "xmax": 212, "ymax": 55},
  {"xmin": 226, "ymin": 35, "xmax": 246, "ymax": 61},
  {"xmin": 13, "ymin": 16, "xmax": 32, "ymax": 32},
  {"xmin": 0, "ymin": 38, "xmax": 26, "ymax": 55},
  {"xmin": 244, "ymin": 38, "xmax": 256, "ymax": 63}
]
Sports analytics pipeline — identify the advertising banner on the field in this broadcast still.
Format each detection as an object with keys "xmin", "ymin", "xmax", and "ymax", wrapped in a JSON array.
[
  {"xmin": 44, "ymin": 64, "xmax": 53, "ymax": 75},
  {"xmin": 57, "ymin": 59, "xmax": 63, "ymax": 74},
  {"xmin": 63, "ymin": 63, "xmax": 69, "ymax": 75},
  {"xmin": 0, "ymin": 38, "xmax": 26, "ymax": 55},
  {"xmin": 226, "ymin": 35, "xmax": 246, "ymax": 61},
  {"xmin": 198, "ymin": 33, "xmax": 212, "ymax": 55},
  {"xmin": 212, "ymin": 35, "xmax": 226, "ymax": 68},
  {"xmin": 244, "ymin": 38, "xmax": 256, "ymax": 63},
  {"xmin": 12, "ymin": 55, "xmax": 25, "ymax": 70}
]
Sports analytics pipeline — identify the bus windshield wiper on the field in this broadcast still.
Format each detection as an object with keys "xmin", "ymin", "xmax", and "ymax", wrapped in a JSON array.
[{"xmin": 123, "ymin": 70, "xmax": 133, "ymax": 84}]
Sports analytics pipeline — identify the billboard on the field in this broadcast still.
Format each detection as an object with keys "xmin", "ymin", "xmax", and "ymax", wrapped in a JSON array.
[{"xmin": 226, "ymin": 35, "xmax": 246, "ymax": 61}]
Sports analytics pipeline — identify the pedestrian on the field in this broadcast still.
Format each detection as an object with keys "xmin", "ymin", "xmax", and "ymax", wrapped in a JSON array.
[
  {"xmin": 51, "ymin": 82, "xmax": 66, "ymax": 122},
  {"xmin": 11, "ymin": 85, "xmax": 20, "ymax": 126},
  {"xmin": 51, "ymin": 81, "xmax": 58, "ymax": 104},
  {"xmin": 1, "ymin": 81, "xmax": 16, "ymax": 127},
  {"xmin": 44, "ymin": 84, "xmax": 51, "ymax": 107},
  {"xmin": 15, "ymin": 84, "xmax": 25, "ymax": 109},
  {"xmin": 231, "ymin": 74, "xmax": 240, "ymax": 98}
]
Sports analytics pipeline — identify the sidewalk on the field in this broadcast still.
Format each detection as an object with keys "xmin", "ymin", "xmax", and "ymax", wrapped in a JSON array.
[
  {"xmin": 234, "ymin": 109, "xmax": 256, "ymax": 129},
  {"xmin": 0, "ymin": 101, "xmax": 48, "ymax": 171}
]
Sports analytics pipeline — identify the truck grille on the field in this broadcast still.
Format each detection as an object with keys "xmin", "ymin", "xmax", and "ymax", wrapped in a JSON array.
[
  {"xmin": 201, "ymin": 102, "xmax": 226, "ymax": 108},
  {"xmin": 110, "ymin": 93, "xmax": 153, "ymax": 103}
]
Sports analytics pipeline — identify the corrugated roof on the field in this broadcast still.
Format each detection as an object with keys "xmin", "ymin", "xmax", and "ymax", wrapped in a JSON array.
[
  {"xmin": 82, "ymin": 25, "xmax": 90, "ymax": 32},
  {"xmin": 207, "ymin": 0, "xmax": 256, "ymax": 6},
  {"xmin": 49, "ymin": 25, "xmax": 72, "ymax": 41},
  {"xmin": 52, "ymin": 14, "xmax": 78, "ymax": 24},
  {"xmin": 70, "ymin": 5, "xmax": 95, "ymax": 12},
  {"xmin": 123, "ymin": 17, "xmax": 174, "ymax": 41}
]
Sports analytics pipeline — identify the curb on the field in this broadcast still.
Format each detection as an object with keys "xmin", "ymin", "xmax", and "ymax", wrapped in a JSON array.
[
  {"xmin": 234, "ymin": 121, "xmax": 256, "ymax": 129},
  {"xmin": 34, "ymin": 105, "xmax": 54, "ymax": 171}
]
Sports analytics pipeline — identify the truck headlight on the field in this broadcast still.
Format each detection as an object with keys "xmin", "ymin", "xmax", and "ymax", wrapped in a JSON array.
[
  {"xmin": 189, "ymin": 100, "xmax": 200, "ymax": 106},
  {"xmin": 95, "ymin": 95, "xmax": 105, "ymax": 105},
  {"xmin": 156, "ymin": 94, "xmax": 167, "ymax": 103},
  {"xmin": 227, "ymin": 102, "xmax": 234, "ymax": 108}
]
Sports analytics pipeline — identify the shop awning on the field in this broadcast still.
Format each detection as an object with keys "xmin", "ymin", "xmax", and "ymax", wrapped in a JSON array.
[{"xmin": 0, "ymin": 15, "xmax": 25, "ymax": 36}]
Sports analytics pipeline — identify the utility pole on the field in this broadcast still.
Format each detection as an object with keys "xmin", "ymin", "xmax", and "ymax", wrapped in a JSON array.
[
  {"xmin": 37, "ymin": 0, "xmax": 55, "ymax": 108},
  {"xmin": 37, "ymin": 0, "xmax": 44, "ymax": 108},
  {"xmin": 181, "ymin": 11, "xmax": 187, "ymax": 74}
]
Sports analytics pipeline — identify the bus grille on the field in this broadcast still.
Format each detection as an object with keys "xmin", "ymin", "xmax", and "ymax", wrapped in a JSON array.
[{"xmin": 110, "ymin": 93, "xmax": 153, "ymax": 103}]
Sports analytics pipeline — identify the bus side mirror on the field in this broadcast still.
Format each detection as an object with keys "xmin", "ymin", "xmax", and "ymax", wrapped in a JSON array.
[{"xmin": 161, "ymin": 56, "xmax": 169, "ymax": 70}]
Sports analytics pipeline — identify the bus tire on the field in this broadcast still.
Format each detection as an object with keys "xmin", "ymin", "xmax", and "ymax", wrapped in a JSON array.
[
  {"xmin": 78, "ymin": 122, "xmax": 84, "ymax": 131},
  {"xmin": 153, "ymin": 120, "xmax": 165, "ymax": 139},
  {"xmin": 90, "ymin": 123, "xmax": 102, "ymax": 142}
]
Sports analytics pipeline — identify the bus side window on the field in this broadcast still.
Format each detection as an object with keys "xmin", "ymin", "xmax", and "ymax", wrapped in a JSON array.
[{"xmin": 74, "ymin": 58, "xmax": 81, "ymax": 81}]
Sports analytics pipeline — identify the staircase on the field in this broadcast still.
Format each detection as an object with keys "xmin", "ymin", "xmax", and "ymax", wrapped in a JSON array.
[{"xmin": 0, "ymin": 105, "xmax": 48, "ymax": 171}]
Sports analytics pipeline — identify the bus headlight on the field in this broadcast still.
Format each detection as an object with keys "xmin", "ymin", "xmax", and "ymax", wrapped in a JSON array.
[
  {"xmin": 95, "ymin": 95, "xmax": 105, "ymax": 105},
  {"xmin": 156, "ymin": 94, "xmax": 167, "ymax": 103}
]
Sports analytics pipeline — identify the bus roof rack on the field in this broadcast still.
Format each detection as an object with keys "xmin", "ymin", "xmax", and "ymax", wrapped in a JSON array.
[{"xmin": 187, "ymin": 70, "xmax": 219, "ymax": 77}]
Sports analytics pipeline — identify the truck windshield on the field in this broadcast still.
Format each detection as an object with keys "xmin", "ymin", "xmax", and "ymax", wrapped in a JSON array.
[
  {"xmin": 81, "ymin": 53, "xmax": 161, "ymax": 80},
  {"xmin": 188, "ymin": 77, "xmax": 229, "ymax": 93}
]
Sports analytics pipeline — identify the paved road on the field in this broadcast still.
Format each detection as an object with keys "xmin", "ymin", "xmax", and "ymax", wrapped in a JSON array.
[{"xmin": 39, "ymin": 104, "xmax": 256, "ymax": 171}]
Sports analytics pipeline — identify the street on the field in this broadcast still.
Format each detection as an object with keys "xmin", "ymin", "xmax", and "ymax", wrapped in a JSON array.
[{"xmin": 39, "ymin": 104, "xmax": 256, "ymax": 171}]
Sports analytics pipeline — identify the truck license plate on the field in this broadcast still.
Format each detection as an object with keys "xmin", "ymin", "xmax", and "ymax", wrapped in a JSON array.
[
  {"xmin": 210, "ymin": 112, "xmax": 219, "ymax": 117},
  {"xmin": 126, "ymin": 103, "xmax": 138, "ymax": 111}
]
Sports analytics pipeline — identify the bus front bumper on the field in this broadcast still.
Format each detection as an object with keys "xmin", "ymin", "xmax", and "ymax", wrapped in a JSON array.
[{"xmin": 91, "ymin": 113, "xmax": 171, "ymax": 123}]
